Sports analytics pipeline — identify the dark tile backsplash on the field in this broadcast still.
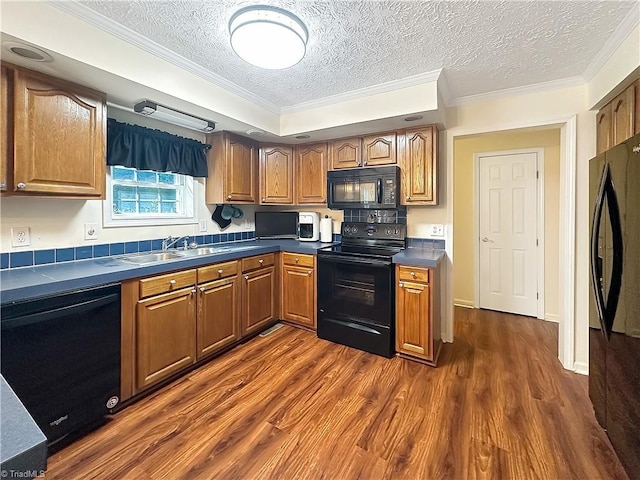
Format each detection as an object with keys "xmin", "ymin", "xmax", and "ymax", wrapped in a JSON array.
[
  {"xmin": 1, "ymin": 232, "xmax": 257, "ymax": 270},
  {"xmin": 343, "ymin": 207, "xmax": 407, "ymax": 225}
]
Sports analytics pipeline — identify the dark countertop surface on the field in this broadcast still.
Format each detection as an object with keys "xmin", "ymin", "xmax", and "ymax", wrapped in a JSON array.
[
  {"xmin": 0, "ymin": 376, "xmax": 47, "ymax": 475},
  {"xmin": 0, "ymin": 240, "xmax": 337, "ymax": 304},
  {"xmin": 392, "ymin": 248, "xmax": 446, "ymax": 268}
]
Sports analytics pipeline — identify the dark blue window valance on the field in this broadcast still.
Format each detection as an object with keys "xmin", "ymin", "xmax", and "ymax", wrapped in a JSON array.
[{"xmin": 107, "ymin": 118, "xmax": 210, "ymax": 178}]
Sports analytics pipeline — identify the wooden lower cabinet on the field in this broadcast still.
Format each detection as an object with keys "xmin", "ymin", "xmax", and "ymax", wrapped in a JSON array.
[
  {"xmin": 136, "ymin": 287, "xmax": 197, "ymax": 390},
  {"xmin": 395, "ymin": 264, "xmax": 441, "ymax": 366},
  {"xmin": 241, "ymin": 264, "xmax": 276, "ymax": 336},
  {"xmin": 198, "ymin": 276, "xmax": 239, "ymax": 359},
  {"xmin": 281, "ymin": 252, "xmax": 316, "ymax": 329}
]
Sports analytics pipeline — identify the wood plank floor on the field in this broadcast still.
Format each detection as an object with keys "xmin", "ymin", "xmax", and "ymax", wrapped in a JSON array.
[{"xmin": 46, "ymin": 308, "xmax": 628, "ymax": 479}]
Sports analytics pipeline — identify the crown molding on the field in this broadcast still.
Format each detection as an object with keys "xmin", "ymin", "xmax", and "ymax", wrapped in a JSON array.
[
  {"xmin": 280, "ymin": 69, "xmax": 442, "ymax": 114},
  {"xmin": 582, "ymin": 3, "xmax": 639, "ymax": 82},
  {"xmin": 47, "ymin": 0, "xmax": 281, "ymax": 114},
  {"xmin": 449, "ymin": 76, "xmax": 585, "ymax": 107}
]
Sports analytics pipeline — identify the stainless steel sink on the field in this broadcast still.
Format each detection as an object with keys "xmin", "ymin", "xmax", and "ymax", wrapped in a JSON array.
[
  {"xmin": 121, "ymin": 252, "xmax": 183, "ymax": 264},
  {"xmin": 176, "ymin": 247, "xmax": 222, "ymax": 256}
]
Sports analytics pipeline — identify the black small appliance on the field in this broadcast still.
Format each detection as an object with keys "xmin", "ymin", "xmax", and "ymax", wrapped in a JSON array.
[{"xmin": 327, "ymin": 165, "xmax": 400, "ymax": 210}]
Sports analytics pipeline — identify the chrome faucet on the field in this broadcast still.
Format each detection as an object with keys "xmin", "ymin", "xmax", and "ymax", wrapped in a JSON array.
[{"xmin": 162, "ymin": 235, "xmax": 188, "ymax": 251}]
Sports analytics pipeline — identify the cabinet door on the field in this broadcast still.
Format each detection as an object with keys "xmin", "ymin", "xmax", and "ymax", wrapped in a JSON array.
[
  {"xmin": 295, "ymin": 143, "xmax": 327, "ymax": 204},
  {"xmin": 612, "ymin": 85, "xmax": 635, "ymax": 147},
  {"xmin": 362, "ymin": 132, "xmax": 396, "ymax": 166},
  {"xmin": 136, "ymin": 287, "xmax": 197, "ymax": 391},
  {"xmin": 399, "ymin": 126, "xmax": 437, "ymax": 205},
  {"xmin": 596, "ymin": 103, "xmax": 613, "ymax": 155},
  {"xmin": 282, "ymin": 264, "xmax": 315, "ymax": 328},
  {"xmin": 13, "ymin": 69, "xmax": 106, "ymax": 197},
  {"xmin": 226, "ymin": 136, "xmax": 257, "ymax": 203},
  {"xmin": 198, "ymin": 276, "xmax": 239, "ymax": 359},
  {"xmin": 241, "ymin": 266, "xmax": 276, "ymax": 336},
  {"xmin": 1, "ymin": 65, "xmax": 13, "ymax": 194},
  {"xmin": 329, "ymin": 137, "xmax": 361, "ymax": 169},
  {"xmin": 396, "ymin": 280, "xmax": 432, "ymax": 361},
  {"xmin": 260, "ymin": 144, "xmax": 293, "ymax": 204}
]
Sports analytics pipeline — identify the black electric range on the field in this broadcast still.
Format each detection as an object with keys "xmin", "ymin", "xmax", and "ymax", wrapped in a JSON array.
[{"xmin": 316, "ymin": 222, "xmax": 406, "ymax": 357}]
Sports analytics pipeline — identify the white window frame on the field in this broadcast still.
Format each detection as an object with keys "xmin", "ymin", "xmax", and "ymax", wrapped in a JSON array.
[{"xmin": 103, "ymin": 166, "xmax": 197, "ymax": 227}]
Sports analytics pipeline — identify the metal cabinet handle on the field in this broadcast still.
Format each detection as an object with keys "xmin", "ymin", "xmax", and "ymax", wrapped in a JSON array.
[
  {"xmin": 191, "ymin": 289, "xmax": 197, "ymax": 295},
  {"xmin": 406, "ymin": 196, "xmax": 411, "ymax": 201},
  {"xmin": 258, "ymin": 259, "xmax": 264, "ymax": 264},
  {"xmin": 244, "ymin": 275, "xmax": 249, "ymax": 280},
  {"xmin": 218, "ymin": 269, "xmax": 224, "ymax": 274},
  {"xmin": 399, "ymin": 282, "xmax": 404, "ymax": 288},
  {"xmin": 262, "ymin": 197, "xmax": 266, "ymax": 202},
  {"xmin": 227, "ymin": 195, "xmax": 232, "ymax": 200},
  {"xmin": 410, "ymin": 272, "xmax": 416, "ymax": 277},
  {"xmin": 199, "ymin": 286, "xmax": 205, "ymax": 292},
  {"xmin": 308, "ymin": 270, "xmax": 312, "ymax": 275},
  {"xmin": 169, "ymin": 279, "xmax": 176, "ymax": 285},
  {"xmin": 295, "ymin": 257, "xmax": 299, "ymax": 263},
  {"xmin": 481, "ymin": 237, "xmax": 493, "ymax": 243},
  {"xmin": 0, "ymin": 182, "xmax": 5, "ymax": 189},
  {"xmin": 17, "ymin": 182, "xmax": 26, "ymax": 190},
  {"xmin": 322, "ymin": 198, "xmax": 326, "ymax": 202},
  {"xmin": 363, "ymin": 160, "xmax": 368, "ymax": 166}
]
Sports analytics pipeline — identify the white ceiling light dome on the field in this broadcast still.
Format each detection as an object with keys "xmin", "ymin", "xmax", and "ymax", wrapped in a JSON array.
[{"xmin": 229, "ymin": 5, "xmax": 308, "ymax": 70}]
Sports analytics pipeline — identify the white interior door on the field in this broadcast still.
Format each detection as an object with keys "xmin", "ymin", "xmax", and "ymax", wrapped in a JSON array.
[{"xmin": 478, "ymin": 151, "xmax": 538, "ymax": 316}]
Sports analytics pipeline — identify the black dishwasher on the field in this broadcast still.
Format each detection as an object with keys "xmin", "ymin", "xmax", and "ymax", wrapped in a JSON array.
[{"xmin": 1, "ymin": 284, "xmax": 121, "ymax": 452}]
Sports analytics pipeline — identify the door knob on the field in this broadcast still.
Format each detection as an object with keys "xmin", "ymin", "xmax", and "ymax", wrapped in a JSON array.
[{"xmin": 481, "ymin": 237, "xmax": 493, "ymax": 243}]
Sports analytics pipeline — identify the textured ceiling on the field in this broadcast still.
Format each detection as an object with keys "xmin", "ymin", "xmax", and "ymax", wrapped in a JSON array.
[{"xmin": 78, "ymin": 0, "xmax": 636, "ymax": 108}]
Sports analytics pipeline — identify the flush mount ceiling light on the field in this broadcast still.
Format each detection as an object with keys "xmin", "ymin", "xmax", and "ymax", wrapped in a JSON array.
[
  {"xmin": 4, "ymin": 42, "xmax": 53, "ymax": 62},
  {"xmin": 404, "ymin": 115, "xmax": 424, "ymax": 122},
  {"xmin": 134, "ymin": 100, "xmax": 215, "ymax": 133},
  {"xmin": 229, "ymin": 5, "xmax": 308, "ymax": 70}
]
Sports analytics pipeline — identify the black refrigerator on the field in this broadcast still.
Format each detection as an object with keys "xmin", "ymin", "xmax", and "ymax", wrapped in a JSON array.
[{"xmin": 589, "ymin": 132, "xmax": 640, "ymax": 480}]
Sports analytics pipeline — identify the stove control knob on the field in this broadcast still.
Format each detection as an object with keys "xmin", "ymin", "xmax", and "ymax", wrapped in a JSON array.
[
  {"xmin": 352, "ymin": 226, "xmax": 358, "ymax": 233},
  {"xmin": 344, "ymin": 226, "xmax": 351, "ymax": 234},
  {"xmin": 385, "ymin": 228, "xmax": 392, "ymax": 235}
]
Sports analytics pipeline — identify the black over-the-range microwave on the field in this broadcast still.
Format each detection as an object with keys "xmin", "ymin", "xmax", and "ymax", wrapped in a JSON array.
[{"xmin": 327, "ymin": 165, "xmax": 400, "ymax": 210}]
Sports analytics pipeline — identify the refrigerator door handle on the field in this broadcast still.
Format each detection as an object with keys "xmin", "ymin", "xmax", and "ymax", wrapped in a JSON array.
[
  {"xmin": 590, "ymin": 164, "xmax": 608, "ymax": 338},
  {"xmin": 603, "ymin": 166, "xmax": 624, "ymax": 338}
]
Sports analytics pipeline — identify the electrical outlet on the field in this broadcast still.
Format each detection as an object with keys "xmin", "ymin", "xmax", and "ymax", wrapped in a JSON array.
[
  {"xmin": 431, "ymin": 224, "xmax": 445, "ymax": 237},
  {"xmin": 84, "ymin": 223, "xmax": 98, "ymax": 241},
  {"xmin": 199, "ymin": 220, "xmax": 207, "ymax": 232},
  {"xmin": 244, "ymin": 218, "xmax": 252, "ymax": 231},
  {"xmin": 11, "ymin": 227, "xmax": 31, "ymax": 247}
]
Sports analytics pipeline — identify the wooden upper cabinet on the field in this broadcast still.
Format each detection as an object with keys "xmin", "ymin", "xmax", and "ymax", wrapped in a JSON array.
[
  {"xmin": 1, "ymin": 65, "xmax": 13, "ymax": 194},
  {"xmin": 295, "ymin": 143, "xmax": 327, "ymax": 204},
  {"xmin": 611, "ymin": 84, "xmax": 635, "ymax": 146},
  {"xmin": 206, "ymin": 132, "xmax": 257, "ymax": 204},
  {"xmin": 260, "ymin": 144, "xmax": 293, "ymax": 204},
  {"xmin": 596, "ymin": 103, "xmax": 613, "ymax": 155},
  {"xmin": 329, "ymin": 137, "xmax": 361, "ymax": 169},
  {"xmin": 12, "ymin": 67, "xmax": 106, "ymax": 197},
  {"xmin": 362, "ymin": 132, "xmax": 397, "ymax": 166},
  {"xmin": 399, "ymin": 125, "xmax": 438, "ymax": 205}
]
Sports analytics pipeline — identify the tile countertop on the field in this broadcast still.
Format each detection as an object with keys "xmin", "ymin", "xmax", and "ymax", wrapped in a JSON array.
[
  {"xmin": 0, "ymin": 240, "xmax": 337, "ymax": 304},
  {"xmin": 392, "ymin": 247, "xmax": 446, "ymax": 268}
]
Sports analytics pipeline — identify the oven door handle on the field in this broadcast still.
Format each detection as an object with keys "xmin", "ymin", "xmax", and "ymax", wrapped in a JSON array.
[{"xmin": 317, "ymin": 255, "xmax": 392, "ymax": 267}]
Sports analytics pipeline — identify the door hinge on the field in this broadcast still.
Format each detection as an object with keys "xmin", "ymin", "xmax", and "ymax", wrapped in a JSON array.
[
  {"xmin": 537, "ymin": 293, "xmax": 539, "ymax": 299},
  {"xmin": 536, "ymin": 239, "xmax": 539, "ymax": 246},
  {"xmin": 536, "ymin": 171, "xmax": 539, "ymax": 179}
]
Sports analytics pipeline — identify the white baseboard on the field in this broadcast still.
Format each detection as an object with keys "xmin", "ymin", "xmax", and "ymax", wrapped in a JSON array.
[
  {"xmin": 544, "ymin": 313, "xmax": 559, "ymax": 323},
  {"xmin": 574, "ymin": 361, "xmax": 589, "ymax": 375},
  {"xmin": 454, "ymin": 299, "xmax": 474, "ymax": 309}
]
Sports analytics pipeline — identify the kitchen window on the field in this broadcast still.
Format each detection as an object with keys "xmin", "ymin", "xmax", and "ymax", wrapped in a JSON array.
[{"xmin": 103, "ymin": 166, "xmax": 196, "ymax": 227}]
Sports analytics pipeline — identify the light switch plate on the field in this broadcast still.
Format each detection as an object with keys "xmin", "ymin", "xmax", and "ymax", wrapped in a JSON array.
[
  {"xmin": 199, "ymin": 220, "xmax": 207, "ymax": 232},
  {"xmin": 11, "ymin": 227, "xmax": 31, "ymax": 247},
  {"xmin": 84, "ymin": 223, "xmax": 98, "ymax": 240}
]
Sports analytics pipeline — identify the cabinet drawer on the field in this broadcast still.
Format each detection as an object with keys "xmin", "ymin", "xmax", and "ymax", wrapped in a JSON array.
[
  {"xmin": 198, "ymin": 260, "xmax": 238, "ymax": 283},
  {"xmin": 282, "ymin": 252, "xmax": 314, "ymax": 268},
  {"xmin": 242, "ymin": 253, "xmax": 275, "ymax": 272},
  {"xmin": 139, "ymin": 270, "xmax": 197, "ymax": 298},
  {"xmin": 398, "ymin": 266, "xmax": 429, "ymax": 283}
]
